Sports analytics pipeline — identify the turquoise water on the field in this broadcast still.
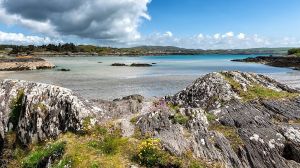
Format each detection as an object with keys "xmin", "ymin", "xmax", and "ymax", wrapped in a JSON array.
[{"xmin": 0, "ymin": 55, "xmax": 296, "ymax": 100}]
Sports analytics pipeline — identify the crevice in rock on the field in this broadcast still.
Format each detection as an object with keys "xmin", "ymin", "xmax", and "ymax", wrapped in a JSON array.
[{"xmin": 282, "ymin": 142, "xmax": 300, "ymax": 163}]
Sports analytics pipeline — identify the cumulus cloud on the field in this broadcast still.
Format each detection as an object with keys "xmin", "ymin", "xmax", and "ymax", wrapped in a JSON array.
[
  {"xmin": 131, "ymin": 31, "xmax": 300, "ymax": 49},
  {"xmin": 0, "ymin": 0, "xmax": 150, "ymax": 40},
  {"xmin": 0, "ymin": 31, "xmax": 62, "ymax": 45}
]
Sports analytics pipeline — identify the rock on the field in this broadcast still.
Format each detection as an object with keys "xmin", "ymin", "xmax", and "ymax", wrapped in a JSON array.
[
  {"xmin": 232, "ymin": 56, "xmax": 300, "ymax": 70},
  {"xmin": 130, "ymin": 63, "xmax": 152, "ymax": 67},
  {"xmin": 111, "ymin": 63, "xmax": 127, "ymax": 66},
  {"xmin": 0, "ymin": 58, "xmax": 55, "ymax": 71},
  {"xmin": 152, "ymin": 63, "xmax": 157, "ymax": 65},
  {"xmin": 0, "ymin": 79, "xmax": 101, "ymax": 146},
  {"xmin": 167, "ymin": 71, "xmax": 298, "ymax": 110},
  {"xmin": 97, "ymin": 62, "xmax": 103, "ymax": 63},
  {"xmin": 1, "ymin": 71, "xmax": 300, "ymax": 168},
  {"xmin": 56, "ymin": 68, "xmax": 71, "ymax": 71}
]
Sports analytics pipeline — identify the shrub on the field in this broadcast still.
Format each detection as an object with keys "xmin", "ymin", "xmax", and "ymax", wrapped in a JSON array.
[
  {"xmin": 134, "ymin": 139, "xmax": 182, "ymax": 168},
  {"xmin": 22, "ymin": 141, "xmax": 66, "ymax": 168}
]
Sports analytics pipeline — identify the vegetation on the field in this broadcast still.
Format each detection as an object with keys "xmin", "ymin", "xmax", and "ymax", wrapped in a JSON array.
[
  {"xmin": 0, "ymin": 44, "xmax": 291, "ymax": 56},
  {"xmin": 172, "ymin": 113, "xmax": 189, "ymax": 125},
  {"xmin": 206, "ymin": 113, "xmax": 218, "ymax": 122},
  {"xmin": 9, "ymin": 89, "xmax": 25, "ymax": 130},
  {"xmin": 22, "ymin": 141, "xmax": 66, "ymax": 168},
  {"xmin": 208, "ymin": 124, "xmax": 244, "ymax": 152},
  {"xmin": 221, "ymin": 73, "xmax": 299, "ymax": 101},
  {"xmin": 288, "ymin": 48, "xmax": 300, "ymax": 56}
]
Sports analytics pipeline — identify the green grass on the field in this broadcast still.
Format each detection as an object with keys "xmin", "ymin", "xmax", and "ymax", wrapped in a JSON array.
[
  {"xmin": 221, "ymin": 73, "xmax": 298, "ymax": 101},
  {"xmin": 172, "ymin": 113, "xmax": 189, "ymax": 125},
  {"xmin": 206, "ymin": 113, "xmax": 218, "ymax": 122},
  {"xmin": 22, "ymin": 141, "xmax": 66, "ymax": 168},
  {"xmin": 9, "ymin": 89, "xmax": 25, "ymax": 130},
  {"xmin": 208, "ymin": 124, "xmax": 243, "ymax": 153}
]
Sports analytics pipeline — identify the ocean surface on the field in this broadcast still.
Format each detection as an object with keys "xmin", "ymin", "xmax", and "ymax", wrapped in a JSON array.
[{"xmin": 1, "ymin": 55, "xmax": 299, "ymax": 100}]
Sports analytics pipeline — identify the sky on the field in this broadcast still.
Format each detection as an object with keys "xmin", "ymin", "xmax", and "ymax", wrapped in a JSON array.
[{"xmin": 0, "ymin": 0, "xmax": 300, "ymax": 49}]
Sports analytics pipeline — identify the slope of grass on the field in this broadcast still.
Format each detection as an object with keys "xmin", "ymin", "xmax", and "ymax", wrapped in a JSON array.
[{"xmin": 221, "ymin": 73, "xmax": 299, "ymax": 101}]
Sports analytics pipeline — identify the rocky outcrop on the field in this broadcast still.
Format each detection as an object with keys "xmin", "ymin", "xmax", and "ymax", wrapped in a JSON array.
[
  {"xmin": 232, "ymin": 56, "xmax": 300, "ymax": 70},
  {"xmin": 0, "ymin": 79, "xmax": 100, "ymax": 146},
  {"xmin": 168, "ymin": 71, "xmax": 298, "ymax": 110},
  {"xmin": 130, "ymin": 63, "xmax": 152, "ymax": 67},
  {"xmin": 0, "ymin": 71, "xmax": 300, "ymax": 168},
  {"xmin": 0, "ymin": 58, "xmax": 55, "ymax": 71}
]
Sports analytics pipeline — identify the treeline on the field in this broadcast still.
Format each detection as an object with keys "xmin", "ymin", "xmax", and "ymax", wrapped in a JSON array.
[
  {"xmin": 8, "ymin": 43, "xmax": 79, "ymax": 54},
  {"xmin": 0, "ymin": 43, "xmax": 293, "ymax": 56},
  {"xmin": 288, "ymin": 48, "xmax": 300, "ymax": 56}
]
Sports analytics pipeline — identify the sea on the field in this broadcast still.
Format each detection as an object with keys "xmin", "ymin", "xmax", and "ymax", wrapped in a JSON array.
[{"xmin": 1, "ymin": 55, "xmax": 299, "ymax": 100}]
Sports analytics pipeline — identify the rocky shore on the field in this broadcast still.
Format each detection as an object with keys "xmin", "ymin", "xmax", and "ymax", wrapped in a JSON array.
[
  {"xmin": 0, "ymin": 71, "xmax": 300, "ymax": 168},
  {"xmin": 232, "ymin": 56, "xmax": 300, "ymax": 70},
  {"xmin": 0, "ymin": 58, "xmax": 55, "ymax": 71}
]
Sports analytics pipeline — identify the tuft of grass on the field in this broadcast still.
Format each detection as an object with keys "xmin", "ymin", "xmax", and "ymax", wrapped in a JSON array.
[
  {"xmin": 172, "ymin": 113, "xmax": 189, "ymax": 125},
  {"xmin": 167, "ymin": 102, "xmax": 180, "ymax": 112},
  {"xmin": 9, "ymin": 89, "xmax": 25, "ymax": 130},
  {"xmin": 206, "ymin": 113, "xmax": 218, "ymax": 122},
  {"xmin": 208, "ymin": 124, "xmax": 244, "ymax": 153},
  {"xmin": 221, "ymin": 73, "xmax": 298, "ymax": 101},
  {"xmin": 22, "ymin": 141, "xmax": 66, "ymax": 168},
  {"xmin": 33, "ymin": 102, "xmax": 47, "ymax": 112},
  {"xmin": 130, "ymin": 116, "xmax": 139, "ymax": 124},
  {"xmin": 98, "ymin": 135, "xmax": 128, "ymax": 155},
  {"xmin": 52, "ymin": 155, "xmax": 73, "ymax": 168}
]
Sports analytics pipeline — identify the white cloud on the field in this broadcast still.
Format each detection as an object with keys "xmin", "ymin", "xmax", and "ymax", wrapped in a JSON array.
[
  {"xmin": 130, "ymin": 32, "xmax": 300, "ymax": 49},
  {"xmin": 0, "ymin": 31, "xmax": 62, "ymax": 45},
  {"xmin": 0, "ymin": 0, "xmax": 151, "ymax": 41},
  {"xmin": 164, "ymin": 31, "xmax": 173, "ymax": 37},
  {"xmin": 222, "ymin": 32, "xmax": 234, "ymax": 38},
  {"xmin": 214, "ymin": 33, "xmax": 221, "ymax": 39},
  {"xmin": 237, "ymin": 33, "xmax": 246, "ymax": 40}
]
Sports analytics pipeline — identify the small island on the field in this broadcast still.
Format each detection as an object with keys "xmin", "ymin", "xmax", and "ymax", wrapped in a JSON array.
[
  {"xmin": 0, "ymin": 57, "xmax": 55, "ymax": 71},
  {"xmin": 232, "ymin": 48, "xmax": 300, "ymax": 70}
]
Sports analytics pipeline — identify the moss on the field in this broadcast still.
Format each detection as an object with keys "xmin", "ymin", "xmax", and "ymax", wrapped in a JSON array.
[
  {"xmin": 22, "ymin": 141, "xmax": 66, "ymax": 168},
  {"xmin": 172, "ymin": 113, "xmax": 189, "ymax": 125},
  {"xmin": 33, "ymin": 102, "xmax": 47, "ymax": 112},
  {"xmin": 9, "ymin": 89, "xmax": 25, "ymax": 130},
  {"xmin": 206, "ymin": 113, "xmax": 218, "ymax": 122},
  {"xmin": 130, "ymin": 116, "xmax": 139, "ymax": 124},
  {"xmin": 208, "ymin": 124, "xmax": 244, "ymax": 153},
  {"xmin": 221, "ymin": 73, "xmax": 298, "ymax": 101}
]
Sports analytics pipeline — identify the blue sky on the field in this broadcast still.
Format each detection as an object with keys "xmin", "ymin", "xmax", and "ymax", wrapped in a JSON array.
[
  {"xmin": 0, "ymin": 0, "xmax": 299, "ymax": 49},
  {"xmin": 142, "ymin": 0, "xmax": 300, "ymax": 37}
]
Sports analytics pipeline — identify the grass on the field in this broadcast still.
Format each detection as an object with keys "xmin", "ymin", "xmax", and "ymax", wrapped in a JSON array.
[
  {"xmin": 33, "ymin": 102, "xmax": 47, "ymax": 112},
  {"xmin": 7, "ymin": 116, "xmax": 224, "ymax": 168},
  {"xmin": 167, "ymin": 102, "xmax": 180, "ymax": 112},
  {"xmin": 208, "ymin": 124, "xmax": 244, "ymax": 153},
  {"xmin": 206, "ymin": 113, "xmax": 218, "ymax": 122},
  {"xmin": 221, "ymin": 73, "xmax": 299, "ymax": 101},
  {"xmin": 9, "ymin": 89, "xmax": 25, "ymax": 130},
  {"xmin": 172, "ymin": 113, "xmax": 189, "ymax": 125},
  {"xmin": 22, "ymin": 141, "xmax": 66, "ymax": 168}
]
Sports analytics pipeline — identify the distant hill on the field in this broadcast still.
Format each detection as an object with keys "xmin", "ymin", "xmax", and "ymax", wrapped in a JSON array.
[{"xmin": 0, "ymin": 44, "xmax": 292, "ymax": 56}]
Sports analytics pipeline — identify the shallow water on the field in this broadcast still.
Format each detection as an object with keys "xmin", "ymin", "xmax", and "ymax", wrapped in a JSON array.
[{"xmin": 0, "ymin": 55, "xmax": 298, "ymax": 100}]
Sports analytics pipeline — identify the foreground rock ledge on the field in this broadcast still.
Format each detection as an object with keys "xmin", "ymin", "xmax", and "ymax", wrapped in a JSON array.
[
  {"xmin": 0, "ymin": 58, "xmax": 55, "ymax": 71},
  {"xmin": 0, "ymin": 71, "xmax": 300, "ymax": 168}
]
